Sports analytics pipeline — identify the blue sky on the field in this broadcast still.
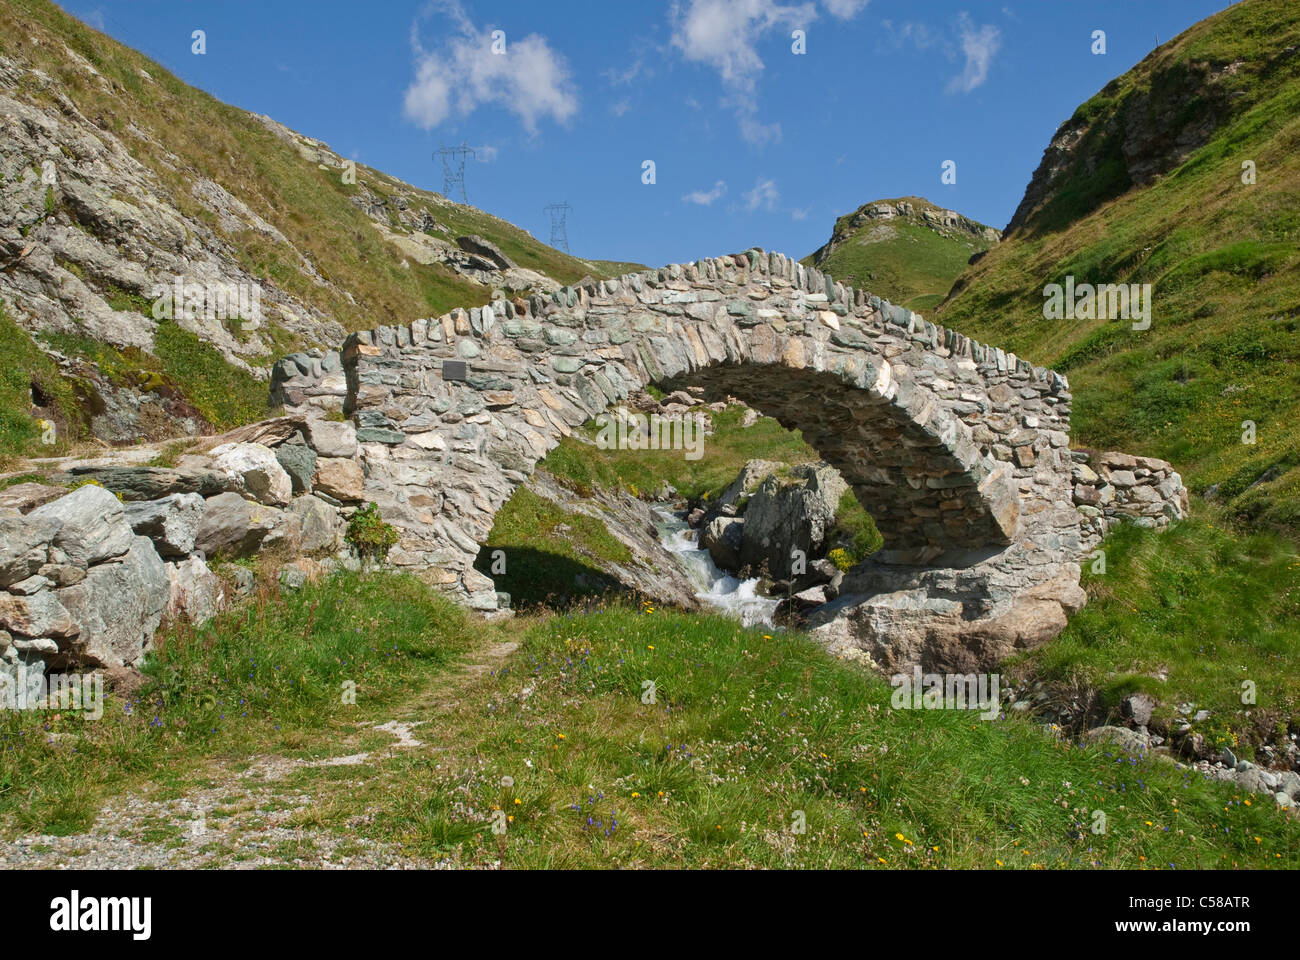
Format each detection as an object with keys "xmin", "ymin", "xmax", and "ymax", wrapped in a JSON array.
[{"xmin": 63, "ymin": 0, "xmax": 1236, "ymax": 267}]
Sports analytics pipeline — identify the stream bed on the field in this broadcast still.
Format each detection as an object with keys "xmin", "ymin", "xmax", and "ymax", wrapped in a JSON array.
[{"xmin": 652, "ymin": 507, "xmax": 781, "ymax": 628}]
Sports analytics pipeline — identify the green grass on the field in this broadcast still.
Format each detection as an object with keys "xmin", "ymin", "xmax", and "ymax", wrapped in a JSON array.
[
  {"xmin": 337, "ymin": 604, "xmax": 1300, "ymax": 868},
  {"xmin": 3, "ymin": 557, "xmax": 1295, "ymax": 868},
  {"xmin": 543, "ymin": 404, "xmax": 822, "ymax": 502},
  {"xmin": 474, "ymin": 486, "xmax": 634, "ymax": 608},
  {"xmin": 38, "ymin": 320, "xmax": 270, "ymax": 432},
  {"xmin": 936, "ymin": 0, "xmax": 1300, "ymax": 538},
  {"xmin": 0, "ymin": 570, "xmax": 473, "ymax": 836},
  {"xmin": 0, "ymin": 304, "xmax": 81, "ymax": 460},
  {"xmin": 829, "ymin": 488, "xmax": 884, "ymax": 562},
  {"xmin": 1006, "ymin": 514, "xmax": 1300, "ymax": 755}
]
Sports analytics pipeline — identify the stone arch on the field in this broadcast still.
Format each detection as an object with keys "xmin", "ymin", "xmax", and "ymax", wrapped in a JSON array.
[{"xmin": 342, "ymin": 248, "xmax": 1078, "ymax": 621}]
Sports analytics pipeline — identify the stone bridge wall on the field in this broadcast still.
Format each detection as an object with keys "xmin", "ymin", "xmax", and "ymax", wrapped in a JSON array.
[{"xmin": 340, "ymin": 248, "xmax": 1081, "ymax": 617}]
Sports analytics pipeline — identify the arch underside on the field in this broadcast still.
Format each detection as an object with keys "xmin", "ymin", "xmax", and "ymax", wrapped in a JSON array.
[{"xmin": 658, "ymin": 362, "xmax": 1016, "ymax": 564}]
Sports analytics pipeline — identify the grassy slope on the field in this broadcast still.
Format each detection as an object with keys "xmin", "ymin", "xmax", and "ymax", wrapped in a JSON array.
[
  {"xmin": 930, "ymin": 0, "xmax": 1300, "ymax": 737},
  {"xmin": 0, "ymin": 0, "xmax": 621, "ymax": 456},
  {"xmin": 935, "ymin": 0, "xmax": 1300, "ymax": 536},
  {"xmin": 3, "ymin": 570, "xmax": 1295, "ymax": 867},
  {"xmin": 0, "ymin": 570, "xmax": 475, "ymax": 836},
  {"xmin": 802, "ymin": 197, "xmax": 997, "ymax": 313}
]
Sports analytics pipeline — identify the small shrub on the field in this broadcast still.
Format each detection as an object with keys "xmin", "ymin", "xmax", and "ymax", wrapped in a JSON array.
[
  {"xmin": 827, "ymin": 547, "xmax": 853, "ymax": 571},
  {"xmin": 346, "ymin": 502, "xmax": 399, "ymax": 561}
]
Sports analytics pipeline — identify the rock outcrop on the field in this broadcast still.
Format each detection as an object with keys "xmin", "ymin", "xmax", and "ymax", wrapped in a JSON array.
[
  {"xmin": 738, "ymin": 463, "xmax": 848, "ymax": 580},
  {"xmin": 1, "ymin": 414, "xmax": 363, "ymax": 688}
]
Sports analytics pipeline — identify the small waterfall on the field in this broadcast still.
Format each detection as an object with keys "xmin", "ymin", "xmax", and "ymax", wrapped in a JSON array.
[{"xmin": 652, "ymin": 507, "xmax": 781, "ymax": 628}]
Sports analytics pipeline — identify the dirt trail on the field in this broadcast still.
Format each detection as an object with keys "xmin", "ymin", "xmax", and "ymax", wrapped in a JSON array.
[{"xmin": 0, "ymin": 639, "xmax": 519, "ymax": 870}]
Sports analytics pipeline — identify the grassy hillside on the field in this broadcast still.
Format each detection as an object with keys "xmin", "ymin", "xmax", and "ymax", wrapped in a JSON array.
[
  {"xmin": 803, "ymin": 196, "xmax": 999, "ymax": 312},
  {"xmin": 1, "ymin": 0, "xmax": 600, "ymax": 323},
  {"xmin": 0, "ymin": 0, "xmax": 621, "ymax": 458},
  {"xmin": 936, "ymin": 0, "xmax": 1300, "ymax": 536}
]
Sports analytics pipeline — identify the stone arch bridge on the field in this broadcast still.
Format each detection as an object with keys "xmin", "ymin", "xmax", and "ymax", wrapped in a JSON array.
[{"xmin": 333, "ymin": 249, "xmax": 1181, "ymax": 669}]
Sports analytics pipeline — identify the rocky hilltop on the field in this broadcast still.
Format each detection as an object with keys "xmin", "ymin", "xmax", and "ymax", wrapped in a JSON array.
[{"xmin": 803, "ymin": 196, "xmax": 999, "ymax": 312}]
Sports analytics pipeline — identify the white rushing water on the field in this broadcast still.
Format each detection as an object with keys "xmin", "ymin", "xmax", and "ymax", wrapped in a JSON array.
[{"xmin": 653, "ymin": 507, "xmax": 781, "ymax": 628}]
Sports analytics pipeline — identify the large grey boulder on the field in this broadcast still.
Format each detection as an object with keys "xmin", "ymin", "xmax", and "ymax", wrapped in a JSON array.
[
  {"xmin": 711, "ymin": 459, "xmax": 786, "ymax": 516},
  {"xmin": 305, "ymin": 419, "xmax": 358, "ymax": 459},
  {"xmin": 166, "ymin": 556, "xmax": 224, "ymax": 626},
  {"xmin": 287, "ymin": 495, "xmax": 343, "ymax": 554},
  {"xmin": 808, "ymin": 572, "xmax": 1087, "ymax": 674},
  {"xmin": 0, "ymin": 512, "xmax": 62, "ymax": 588},
  {"xmin": 125, "ymin": 493, "xmax": 205, "ymax": 558},
  {"xmin": 455, "ymin": 235, "xmax": 516, "ymax": 271},
  {"xmin": 29, "ymin": 484, "xmax": 134, "ymax": 568},
  {"xmin": 700, "ymin": 516, "xmax": 744, "ymax": 571},
  {"xmin": 193, "ymin": 492, "xmax": 283, "ymax": 559},
  {"xmin": 738, "ymin": 463, "xmax": 848, "ymax": 579},
  {"xmin": 209, "ymin": 442, "xmax": 293, "ymax": 506},
  {"xmin": 56, "ymin": 536, "xmax": 169, "ymax": 667},
  {"xmin": 275, "ymin": 440, "xmax": 317, "ymax": 494}
]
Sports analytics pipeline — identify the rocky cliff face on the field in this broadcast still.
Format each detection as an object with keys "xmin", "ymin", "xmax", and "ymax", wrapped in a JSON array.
[{"xmin": 1004, "ymin": 48, "xmax": 1261, "ymax": 234}]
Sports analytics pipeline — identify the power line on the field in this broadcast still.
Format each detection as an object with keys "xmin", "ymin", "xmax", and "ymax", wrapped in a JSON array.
[
  {"xmin": 544, "ymin": 202, "xmax": 571, "ymax": 253},
  {"xmin": 433, "ymin": 142, "xmax": 476, "ymax": 203}
]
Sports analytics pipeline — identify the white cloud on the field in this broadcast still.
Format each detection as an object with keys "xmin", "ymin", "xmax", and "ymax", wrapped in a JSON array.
[
  {"xmin": 741, "ymin": 177, "xmax": 780, "ymax": 212},
  {"xmin": 604, "ymin": 58, "xmax": 646, "ymax": 87},
  {"xmin": 790, "ymin": 205, "xmax": 812, "ymax": 220},
  {"xmin": 473, "ymin": 144, "xmax": 500, "ymax": 162},
  {"xmin": 671, "ymin": 0, "xmax": 872, "ymax": 145},
  {"xmin": 823, "ymin": 0, "xmax": 869, "ymax": 18},
  {"xmin": 611, "ymin": 98, "xmax": 632, "ymax": 117},
  {"xmin": 946, "ymin": 13, "xmax": 1001, "ymax": 93},
  {"xmin": 403, "ymin": 1, "xmax": 578, "ymax": 135},
  {"xmin": 880, "ymin": 19, "xmax": 940, "ymax": 51},
  {"xmin": 682, "ymin": 180, "xmax": 728, "ymax": 206}
]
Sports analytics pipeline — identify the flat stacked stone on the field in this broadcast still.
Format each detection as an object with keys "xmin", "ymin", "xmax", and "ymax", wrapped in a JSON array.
[{"xmin": 340, "ymin": 247, "xmax": 1080, "ymax": 618}]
